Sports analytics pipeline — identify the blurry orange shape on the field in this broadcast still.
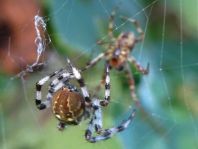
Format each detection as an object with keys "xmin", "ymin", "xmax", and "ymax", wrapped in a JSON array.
[{"xmin": 0, "ymin": 0, "xmax": 43, "ymax": 75}]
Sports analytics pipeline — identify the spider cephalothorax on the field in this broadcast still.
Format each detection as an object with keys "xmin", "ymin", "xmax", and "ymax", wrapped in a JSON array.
[
  {"xmin": 35, "ymin": 58, "xmax": 136, "ymax": 143},
  {"xmin": 82, "ymin": 12, "xmax": 149, "ymax": 106},
  {"xmin": 107, "ymin": 32, "xmax": 136, "ymax": 69}
]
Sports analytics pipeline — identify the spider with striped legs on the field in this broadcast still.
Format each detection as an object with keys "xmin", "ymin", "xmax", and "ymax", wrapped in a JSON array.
[
  {"xmin": 82, "ymin": 12, "xmax": 149, "ymax": 106},
  {"xmin": 35, "ymin": 58, "xmax": 136, "ymax": 143}
]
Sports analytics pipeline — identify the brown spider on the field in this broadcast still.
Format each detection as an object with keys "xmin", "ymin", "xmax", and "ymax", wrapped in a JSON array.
[
  {"xmin": 81, "ymin": 11, "xmax": 149, "ymax": 106},
  {"xmin": 35, "ymin": 59, "xmax": 136, "ymax": 143}
]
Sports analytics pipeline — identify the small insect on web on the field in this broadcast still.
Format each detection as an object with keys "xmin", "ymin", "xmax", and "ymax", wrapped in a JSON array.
[
  {"xmin": 35, "ymin": 58, "xmax": 136, "ymax": 143},
  {"xmin": 81, "ymin": 11, "xmax": 149, "ymax": 107}
]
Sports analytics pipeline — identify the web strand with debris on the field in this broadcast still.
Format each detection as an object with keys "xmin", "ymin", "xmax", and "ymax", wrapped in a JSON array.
[{"xmin": 11, "ymin": 15, "xmax": 48, "ymax": 80}]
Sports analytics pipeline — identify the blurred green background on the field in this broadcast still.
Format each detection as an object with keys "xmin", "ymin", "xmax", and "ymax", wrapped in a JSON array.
[{"xmin": 0, "ymin": 0, "xmax": 198, "ymax": 149}]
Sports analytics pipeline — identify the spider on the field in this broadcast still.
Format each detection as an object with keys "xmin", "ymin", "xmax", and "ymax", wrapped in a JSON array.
[
  {"xmin": 81, "ymin": 11, "xmax": 149, "ymax": 106},
  {"xmin": 35, "ymin": 58, "xmax": 136, "ymax": 143}
]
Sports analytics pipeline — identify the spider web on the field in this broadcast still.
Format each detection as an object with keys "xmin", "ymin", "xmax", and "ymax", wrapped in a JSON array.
[{"xmin": 0, "ymin": 0, "xmax": 198, "ymax": 149}]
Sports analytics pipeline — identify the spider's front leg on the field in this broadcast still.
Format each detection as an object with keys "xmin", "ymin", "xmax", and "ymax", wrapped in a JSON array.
[
  {"xmin": 108, "ymin": 10, "xmax": 117, "ymax": 41},
  {"xmin": 35, "ymin": 69, "xmax": 73, "ymax": 110},
  {"xmin": 81, "ymin": 10, "xmax": 117, "ymax": 72},
  {"xmin": 35, "ymin": 69, "xmax": 63, "ymax": 110},
  {"xmin": 81, "ymin": 53, "xmax": 105, "ymax": 72},
  {"xmin": 67, "ymin": 58, "xmax": 92, "ymax": 106},
  {"xmin": 120, "ymin": 16, "xmax": 144, "ymax": 42}
]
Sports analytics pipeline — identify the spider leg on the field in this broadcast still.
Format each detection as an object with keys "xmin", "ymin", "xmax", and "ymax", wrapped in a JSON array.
[
  {"xmin": 81, "ymin": 11, "xmax": 117, "ymax": 72},
  {"xmin": 99, "ymin": 64, "xmax": 111, "ymax": 107},
  {"xmin": 120, "ymin": 16, "xmax": 144, "ymax": 42},
  {"xmin": 35, "ymin": 69, "xmax": 64, "ymax": 109},
  {"xmin": 57, "ymin": 121, "xmax": 67, "ymax": 131},
  {"xmin": 124, "ymin": 64, "xmax": 140, "ymax": 107},
  {"xmin": 49, "ymin": 72, "xmax": 74, "ymax": 87},
  {"xmin": 128, "ymin": 57, "xmax": 149, "ymax": 75},
  {"xmin": 92, "ymin": 67, "xmax": 107, "ymax": 97},
  {"xmin": 108, "ymin": 10, "xmax": 116, "ymax": 40},
  {"xmin": 36, "ymin": 78, "xmax": 69, "ymax": 110},
  {"xmin": 86, "ymin": 100, "xmax": 103, "ymax": 134},
  {"xmin": 85, "ymin": 100, "xmax": 136, "ymax": 143},
  {"xmin": 35, "ymin": 69, "xmax": 74, "ymax": 110},
  {"xmin": 81, "ymin": 53, "xmax": 105, "ymax": 72},
  {"xmin": 67, "ymin": 58, "xmax": 92, "ymax": 106}
]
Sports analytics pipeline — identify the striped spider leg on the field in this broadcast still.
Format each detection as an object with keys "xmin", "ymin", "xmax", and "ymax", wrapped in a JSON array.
[
  {"xmin": 81, "ymin": 11, "xmax": 149, "ymax": 106},
  {"xmin": 85, "ymin": 100, "xmax": 136, "ymax": 143},
  {"xmin": 35, "ymin": 58, "xmax": 135, "ymax": 142},
  {"xmin": 85, "ymin": 64, "xmax": 136, "ymax": 142},
  {"xmin": 35, "ymin": 68, "xmax": 74, "ymax": 110}
]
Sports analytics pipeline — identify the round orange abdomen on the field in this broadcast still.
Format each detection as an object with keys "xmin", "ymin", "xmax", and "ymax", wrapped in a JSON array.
[{"xmin": 52, "ymin": 87, "xmax": 85, "ymax": 124}]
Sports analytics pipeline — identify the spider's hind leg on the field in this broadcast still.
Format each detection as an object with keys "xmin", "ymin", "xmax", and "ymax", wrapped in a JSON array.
[
  {"xmin": 124, "ymin": 64, "xmax": 141, "ymax": 107},
  {"xmin": 99, "ymin": 64, "xmax": 111, "ymax": 107},
  {"xmin": 85, "ymin": 105, "xmax": 136, "ymax": 143}
]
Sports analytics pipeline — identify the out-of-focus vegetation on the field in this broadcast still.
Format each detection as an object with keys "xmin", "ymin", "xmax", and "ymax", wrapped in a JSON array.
[{"xmin": 0, "ymin": 0, "xmax": 198, "ymax": 149}]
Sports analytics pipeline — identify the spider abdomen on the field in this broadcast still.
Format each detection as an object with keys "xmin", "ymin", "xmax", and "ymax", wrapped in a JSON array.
[{"xmin": 52, "ymin": 87, "xmax": 85, "ymax": 125}]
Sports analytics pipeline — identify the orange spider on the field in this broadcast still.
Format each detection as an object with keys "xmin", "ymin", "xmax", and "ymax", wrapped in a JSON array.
[{"xmin": 81, "ymin": 11, "xmax": 149, "ymax": 106}]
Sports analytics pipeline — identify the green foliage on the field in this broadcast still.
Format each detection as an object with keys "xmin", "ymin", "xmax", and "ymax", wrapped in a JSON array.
[{"xmin": 1, "ymin": 0, "xmax": 198, "ymax": 149}]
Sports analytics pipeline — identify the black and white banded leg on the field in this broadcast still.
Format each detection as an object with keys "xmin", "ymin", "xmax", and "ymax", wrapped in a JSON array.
[
  {"xmin": 67, "ymin": 58, "xmax": 92, "ymax": 105},
  {"xmin": 44, "ymin": 78, "xmax": 75, "ymax": 109},
  {"xmin": 35, "ymin": 69, "xmax": 62, "ymax": 109},
  {"xmin": 35, "ymin": 69, "xmax": 73, "ymax": 110},
  {"xmin": 100, "ymin": 64, "xmax": 111, "ymax": 107},
  {"xmin": 49, "ymin": 71, "xmax": 73, "ymax": 88},
  {"xmin": 85, "ymin": 101, "xmax": 136, "ymax": 143},
  {"xmin": 86, "ymin": 99, "xmax": 103, "ymax": 135}
]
